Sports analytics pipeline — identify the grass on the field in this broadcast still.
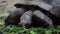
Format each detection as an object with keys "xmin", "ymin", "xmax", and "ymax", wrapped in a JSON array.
[{"xmin": 0, "ymin": 25, "xmax": 60, "ymax": 34}]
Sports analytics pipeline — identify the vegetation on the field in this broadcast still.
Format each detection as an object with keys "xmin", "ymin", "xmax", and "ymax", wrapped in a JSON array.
[{"xmin": 0, "ymin": 16, "xmax": 60, "ymax": 34}]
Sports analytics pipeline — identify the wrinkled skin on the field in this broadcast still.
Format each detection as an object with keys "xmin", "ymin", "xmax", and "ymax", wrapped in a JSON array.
[
  {"xmin": 5, "ymin": 3, "xmax": 60, "ymax": 28},
  {"xmin": 14, "ymin": 4, "xmax": 54, "ymax": 28},
  {"xmin": 18, "ymin": 10, "xmax": 54, "ymax": 29},
  {"xmin": 33, "ymin": 10, "xmax": 54, "ymax": 28},
  {"xmin": 5, "ymin": 8, "xmax": 26, "ymax": 26},
  {"xmin": 14, "ymin": 3, "xmax": 60, "ymax": 28},
  {"xmin": 19, "ymin": 10, "xmax": 33, "ymax": 28}
]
